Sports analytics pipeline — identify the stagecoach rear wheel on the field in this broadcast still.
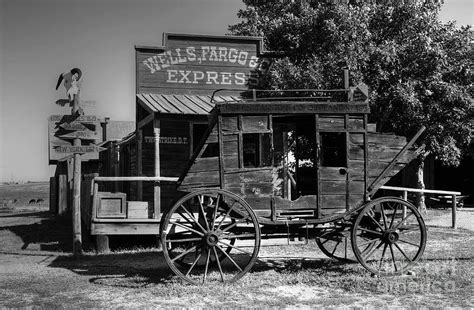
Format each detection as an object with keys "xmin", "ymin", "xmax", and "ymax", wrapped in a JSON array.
[
  {"xmin": 160, "ymin": 189, "xmax": 261, "ymax": 285},
  {"xmin": 315, "ymin": 221, "xmax": 354, "ymax": 262},
  {"xmin": 351, "ymin": 197, "xmax": 427, "ymax": 275}
]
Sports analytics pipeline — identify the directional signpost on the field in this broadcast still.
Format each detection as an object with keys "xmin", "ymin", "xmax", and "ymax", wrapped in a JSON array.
[{"xmin": 53, "ymin": 68, "xmax": 106, "ymax": 257}]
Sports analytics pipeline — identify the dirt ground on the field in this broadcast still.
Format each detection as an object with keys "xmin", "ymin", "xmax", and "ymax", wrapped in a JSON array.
[{"xmin": 0, "ymin": 183, "xmax": 473, "ymax": 308}]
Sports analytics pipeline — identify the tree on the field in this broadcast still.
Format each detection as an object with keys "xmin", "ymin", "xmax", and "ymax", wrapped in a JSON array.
[{"xmin": 229, "ymin": 1, "xmax": 473, "ymax": 210}]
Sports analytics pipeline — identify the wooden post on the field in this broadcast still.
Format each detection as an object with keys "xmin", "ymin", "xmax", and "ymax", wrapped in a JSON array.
[
  {"xmin": 58, "ymin": 174, "xmax": 68, "ymax": 214},
  {"xmin": 72, "ymin": 98, "xmax": 83, "ymax": 256},
  {"xmin": 153, "ymin": 117, "xmax": 160, "ymax": 219},
  {"xmin": 452, "ymin": 194, "xmax": 457, "ymax": 229},
  {"xmin": 137, "ymin": 129, "xmax": 143, "ymax": 201},
  {"xmin": 49, "ymin": 177, "xmax": 57, "ymax": 214}
]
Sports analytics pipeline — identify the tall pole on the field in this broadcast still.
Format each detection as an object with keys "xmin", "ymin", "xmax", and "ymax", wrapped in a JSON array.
[{"xmin": 72, "ymin": 96, "xmax": 82, "ymax": 256}]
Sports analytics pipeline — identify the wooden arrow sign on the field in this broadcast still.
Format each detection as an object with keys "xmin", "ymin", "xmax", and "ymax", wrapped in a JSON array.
[
  {"xmin": 50, "ymin": 115, "xmax": 103, "ymax": 123},
  {"xmin": 54, "ymin": 145, "xmax": 106, "ymax": 153},
  {"xmin": 58, "ymin": 122, "xmax": 94, "ymax": 131},
  {"xmin": 59, "ymin": 131, "xmax": 100, "ymax": 140}
]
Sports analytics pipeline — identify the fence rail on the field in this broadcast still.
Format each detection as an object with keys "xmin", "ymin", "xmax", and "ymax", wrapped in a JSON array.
[{"xmin": 380, "ymin": 185, "xmax": 461, "ymax": 229}]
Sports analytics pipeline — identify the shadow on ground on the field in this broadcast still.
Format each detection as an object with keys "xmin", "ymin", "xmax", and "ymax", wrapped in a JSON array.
[{"xmin": 0, "ymin": 211, "xmax": 73, "ymax": 252}]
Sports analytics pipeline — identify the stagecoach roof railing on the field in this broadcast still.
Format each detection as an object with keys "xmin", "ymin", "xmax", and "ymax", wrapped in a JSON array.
[{"xmin": 210, "ymin": 88, "xmax": 361, "ymax": 104}]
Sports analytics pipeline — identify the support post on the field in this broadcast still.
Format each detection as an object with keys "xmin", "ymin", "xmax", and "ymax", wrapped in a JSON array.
[
  {"xmin": 452, "ymin": 194, "xmax": 457, "ymax": 229},
  {"xmin": 72, "ymin": 99, "xmax": 82, "ymax": 256},
  {"xmin": 153, "ymin": 117, "xmax": 160, "ymax": 219}
]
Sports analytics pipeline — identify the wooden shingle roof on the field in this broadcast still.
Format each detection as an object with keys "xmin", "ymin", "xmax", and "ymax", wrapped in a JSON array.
[{"xmin": 136, "ymin": 93, "xmax": 241, "ymax": 115}]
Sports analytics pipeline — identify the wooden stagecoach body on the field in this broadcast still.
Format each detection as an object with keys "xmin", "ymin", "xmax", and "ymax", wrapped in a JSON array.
[
  {"xmin": 158, "ymin": 94, "xmax": 428, "ymax": 284},
  {"xmin": 177, "ymin": 98, "xmax": 425, "ymax": 224}
]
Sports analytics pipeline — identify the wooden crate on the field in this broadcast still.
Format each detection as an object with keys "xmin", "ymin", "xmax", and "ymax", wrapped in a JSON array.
[
  {"xmin": 127, "ymin": 201, "xmax": 149, "ymax": 219},
  {"xmin": 96, "ymin": 192, "xmax": 126, "ymax": 219}
]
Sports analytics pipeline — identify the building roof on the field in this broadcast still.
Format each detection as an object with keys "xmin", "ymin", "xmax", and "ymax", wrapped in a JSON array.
[
  {"xmin": 136, "ymin": 93, "xmax": 241, "ymax": 115},
  {"xmin": 105, "ymin": 121, "xmax": 136, "ymax": 141}
]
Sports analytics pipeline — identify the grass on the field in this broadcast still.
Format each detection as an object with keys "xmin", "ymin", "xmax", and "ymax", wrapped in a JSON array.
[
  {"xmin": 43, "ymin": 225, "xmax": 472, "ymax": 308},
  {"xmin": 1, "ymin": 181, "xmax": 472, "ymax": 307}
]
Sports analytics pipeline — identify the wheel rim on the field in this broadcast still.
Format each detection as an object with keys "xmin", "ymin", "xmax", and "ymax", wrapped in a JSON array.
[
  {"xmin": 351, "ymin": 197, "xmax": 427, "ymax": 275},
  {"xmin": 316, "ymin": 221, "xmax": 354, "ymax": 262},
  {"xmin": 161, "ymin": 189, "xmax": 261, "ymax": 284}
]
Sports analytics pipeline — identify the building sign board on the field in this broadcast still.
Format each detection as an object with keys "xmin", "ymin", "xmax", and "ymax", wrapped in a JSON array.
[
  {"xmin": 144, "ymin": 136, "xmax": 188, "ymax": 144},
  {"xmin": 136, "ymin": 33, "xmax": 266, "ymax": 95}
]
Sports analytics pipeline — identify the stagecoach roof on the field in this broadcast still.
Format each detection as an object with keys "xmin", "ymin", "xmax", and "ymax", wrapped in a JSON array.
[{"xmin": 136, "ymin": 93, "xmax": 241, "ymax": 115}]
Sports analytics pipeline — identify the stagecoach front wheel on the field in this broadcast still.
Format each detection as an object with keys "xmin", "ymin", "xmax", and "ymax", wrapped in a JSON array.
[
  {"xmin": 351, "ymin": 197, "xmax": 427, "ymax": 275},
  {"xmin": 160, "ymin": 189, "xmax": 261, "ymax": 285}
]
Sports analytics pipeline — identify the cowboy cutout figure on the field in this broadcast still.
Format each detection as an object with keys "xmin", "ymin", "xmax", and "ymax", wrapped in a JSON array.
[{"xmin": 55, "ymin": 68, "xmax": 84, "ymax": 115}]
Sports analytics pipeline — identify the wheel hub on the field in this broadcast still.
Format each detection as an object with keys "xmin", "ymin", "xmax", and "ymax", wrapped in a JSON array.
[
  {"xmin": 383, "ymin": 230, "xmax": 399, "ymax": 244},
  {"xmin": 205, "ymin": 233, "xmax": 219, "ymax": 246}
]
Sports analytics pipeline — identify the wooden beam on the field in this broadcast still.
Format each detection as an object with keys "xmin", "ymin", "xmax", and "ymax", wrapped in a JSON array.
[
  {"xmin": 138, "ymin": 113, "xmax": 154, "ymax": 129},
  {"xmin": 216, "ymin": 102, "xmax": 370, "ymax": 115},
  {"xmin": 94, "ymin": 176, "xmax": 178, "ymax": 182}
]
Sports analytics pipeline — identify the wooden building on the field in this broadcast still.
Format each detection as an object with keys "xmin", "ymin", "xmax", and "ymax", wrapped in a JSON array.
[{"xmin": 88, "ymin": 33, "xmax": 271, "ymax": 240}]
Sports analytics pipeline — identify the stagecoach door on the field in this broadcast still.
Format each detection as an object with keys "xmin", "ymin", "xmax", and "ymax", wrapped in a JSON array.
[{"xmin": 316, "ymin": 117, "xmax": 349, "ymax": 216}]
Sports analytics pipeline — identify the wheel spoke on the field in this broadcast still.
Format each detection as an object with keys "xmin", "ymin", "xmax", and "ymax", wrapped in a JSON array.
[
  {"xmin": 185, "ymin": 252, "xmax": 202, "ymax": 276},
  {"xmin": 362, "ymin": 240, "xmax": 383, "ymax": 260},
  {"xmin": 178, "ymin": 205, "xmax": 207, "ymax": 233},
  {"xmin": 357, "ymin": 238, "xmax": 379, "ymax": 248},
  {"xmin": 167, "ymin": 237, "xmax": 202, "ymax": 243},
  {"xmin": 218, "ymin": 240, "xmax": 253, "ymax": 256},
  {"xmin": 358, "ymin": 227, "xmax": 383, "ymax": 236},
  {"xmin": 211, "ymin": 194, "xmax": 221, "ymax": 228},
  {"xmin": 220, "ymin": 219, "xmax": 248, "ymax": 233},
  {"xmin": 216, "ymin": 201, "xmax": 236, "ymax": 231},
  {"xmin": 203, "ymin": 248, "xmax": 211, "ymax": 284},
  {"xmin": 389, "ymin": 243, "xmax": 397, "ymax": 272},
  {"xmin": 380, "ymin": 203, "xmax": 388, "ymax": 230},
  {"xmin": 331, "ymin": 240, "xmax": 341, "ymax": 256},
  {"xmin": 198, "ymin": 195, "xmax": 211, "ymax": 232},
  {"xmin": 177, "ymin": 210, "xmax": 196, "ymax": 228},
  {"xmin": 393, "ymin": 213, "xmax": 414, "ymax": 230},
  {"xmin": 213, "ymin": 247, "xmax": 224, "ymax": 282},
  {"xmin": 394, "ymin": 242, "xmax": 412, "ymax": 262},
  {"xmin": 170, "ymin": 244, "xmax": 198, "ymax": 263},
  {"xmin": 216, "ymin": 245, "xmax": 243, "ymax": 272},
  {"xmin": 168, "ymin": 221, "xmax": 205, "ymax": 237},
  {"xmin": 398, "ymin": 238, "xmax": 420, "ymax": 247},
  {"xmin": 366, "ymin": 212, "xmax": 385, "ymax": 231},
  {"xmin": 398, "ymin": 226, "xmax": 420, "ymax": 234},
  {"xmin": 389, "ymin": 203, "xmax": 399, "ymax": 229}
]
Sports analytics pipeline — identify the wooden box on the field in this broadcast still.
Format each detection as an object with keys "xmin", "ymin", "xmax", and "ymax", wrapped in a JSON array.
[
  {"xmin": 127, "ymin": 201, "xmax": 149, "ymax": 219},
  {"xmin": 96, "ymin": 192, "xmax": 126, "ymax": 219}
]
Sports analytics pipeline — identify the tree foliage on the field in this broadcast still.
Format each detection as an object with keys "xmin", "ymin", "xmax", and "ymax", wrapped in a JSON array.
[{"xmin": 229, "ymin": 1, "xmax": 473, "ymax": 166}]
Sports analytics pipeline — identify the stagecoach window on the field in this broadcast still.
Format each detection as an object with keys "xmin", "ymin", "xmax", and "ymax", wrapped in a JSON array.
[
  {"xmin": 243, "ymin": 133, "xmax": 272, "ymax": 168},
  {"xmin": 320, "ymin": 132, "xmax": 346, "ymax": 167}
]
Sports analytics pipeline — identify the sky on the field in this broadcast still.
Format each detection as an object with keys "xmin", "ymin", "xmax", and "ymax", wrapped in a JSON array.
[{"xmin": 0, "ymin": 0, "xmax": 472, "ymax": 183}]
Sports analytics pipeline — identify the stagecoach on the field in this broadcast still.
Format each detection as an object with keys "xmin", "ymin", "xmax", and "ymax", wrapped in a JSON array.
[{"xmin": 159, "ymin": 87, "xmax": 427, "ymax": 284}]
